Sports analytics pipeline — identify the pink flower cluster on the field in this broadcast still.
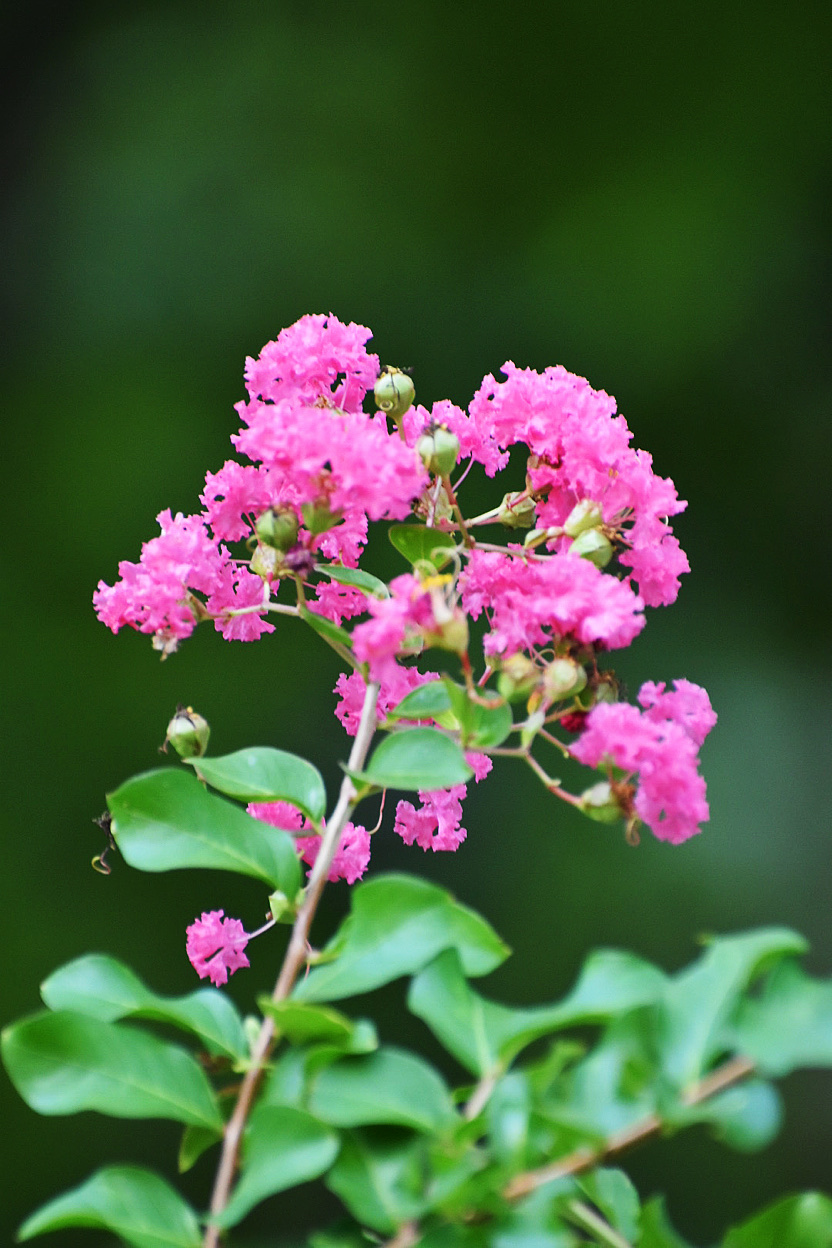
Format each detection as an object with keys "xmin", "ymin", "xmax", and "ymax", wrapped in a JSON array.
[
  {"xmin": 247, "ymin": 800, "xmax": 371, "ymax": 885},
  {"xmin": 185, "ymin": 910, "xmax": 250, "ymax": 986},
  {"xmin": 570, "ymin": 680, "xmax": 717, "ymax": 844}
]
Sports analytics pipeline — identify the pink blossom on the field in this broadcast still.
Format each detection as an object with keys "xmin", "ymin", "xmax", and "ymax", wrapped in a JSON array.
[
  {"xmin": 334, "ymin": 667, "xmax": 435, "ymax": 737},
  {"xmin": 296, "ymin": 823, "xmax": 371, "ymax": 884},
  {"xmin": 402, "ymin": 400, "xmax": 505, "ymax": 478},
  {"xmin": 186, "ymin": 910, "xmax": 249, "ymax": 986},
  {"xmin": 352, "ymin": 574, "xmax": 444, "ymax": 683},
  {"xmin": 570, "ymin": 691, "xmax": 715, "ymax": 844},
  {"xmin": 393, "ymin": 751, "xmax": 492, "ymax": 853},
  {"xmin": 242, "ymin": 314, "xmax": 379, "ymax": 411},
  {"xmin": 93, "ymin": 510, "xmax": 228, "ymax": 650},
  {"xmin": 200, "ymin": 461, "xmax": 272, "ymax": 542},
  {"xmin": 309, "ymin": 580, "xmax": 371, "ymax": 626},
  {"xmin": 247, "ymin": 800, "xmax": 304, "ymax": 831},
  {"xmin": 459, "ymin": 548, "xmax": 645, "ymax": 656},
  {"xmin": 206, "ymin": 565, "xmax": 275, "ymax": 642}
]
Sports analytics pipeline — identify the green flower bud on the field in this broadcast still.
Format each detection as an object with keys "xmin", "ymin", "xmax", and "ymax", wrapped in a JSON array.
[
  {"xmin": 520, "ymin": 706, "xmax": 546, "ymax": 749},
  {"xmin": 578, "ymin": 780, "xmax": 623, "ymax": 823},
  {"xmin": 250, "ymin": 542, "xmax": 282, "ymax": 581},
  {"xmin": 165, "ymin": 705, "xmax": 210, "ymax": 759},
  {"xmin": 570, "ymin": 528, "xmax": 614, "ymax": 568},
  {"xmin": 542, "ymin": 658, "xmax": 587, "ymax": 703},
  {"xmin": 255, "ymin": 506, "xmax": 299, "ymax": 552},
  {"xmin": 564, "ymin": 500, "xmax": 603, "ymax": 538},
  {"xmin": 301, "ymin": 500, "xmax": 342, "ymax": 536},
  {"xmin": 497, "ymin": 653, "xmax": 540, "ymax": 702},
  {"xmin": 524, "ymin": 526, "xmax": 561, "ymax": 549},
  {"xmin": 497, "ymin": 492, "xmax": 536, "ymax": 529},
  {"xmin": 417, "ymin": 425, "xmax": 460, "ymax": 477},
  {"xmin": 374, "ymin": 367, "xmax": 415, "ymax": 421},
  {"xmin": 431, "ymin": 608, "xmax": 469, "ymax": 655}
]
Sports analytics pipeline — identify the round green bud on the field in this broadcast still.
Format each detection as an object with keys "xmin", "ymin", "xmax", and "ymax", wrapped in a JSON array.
[
  {"xmin": 542, "ymin": 658, "xmax": 587, "ymax": 703},
  {"xmin": 374, "ymin": 367, "xmax": 415, "ymax": 420},
  {"xmin": 497, "ymin": 653, "xmax": 540, "ymax": 703},
  {"xmin": 250, "ymin": 542, "xmax": 282, "ymax": 581},
  {"xmin": 497, "ymin": 491, "xmax": 537, "ymax": 529},
  {"xmin": 165, "ymin": 705, "xmax": 211, "ymax": 759},
  {"xmin": 570, "ymin": 528, "xmax": 614, "ymax": 568},
  {"xmin": 255, "ymin": 506, "xmax": 299, "ymax": 552},
  {"xmin": 417, "ymin": 425, "xmax": 460, "ymax": 477},
  {"xmin": 578, "ymin": 780, "xmax": 622, "ymax": 823},
  {"xmin": 564, "ymin": 500, "xmax": 604, "ymax": 538}
]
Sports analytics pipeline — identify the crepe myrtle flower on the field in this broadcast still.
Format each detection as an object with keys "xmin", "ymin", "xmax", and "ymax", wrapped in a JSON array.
[{"xmin": 185, "ymin": 910, "xmax": 251, "ymax": 987}]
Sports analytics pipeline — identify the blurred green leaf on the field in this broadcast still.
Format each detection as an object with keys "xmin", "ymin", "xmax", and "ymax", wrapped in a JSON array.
[
  {"xmin": 722, "ymin": 1191, "xmax": 832, "ymax": 1247},
  {"xmin": 178, "ymin": 1123, "xmax": 222, "ymax": 1173},
  {"xmin": 107, "ymin": 767, "xmax": 301, "ymax": 893},
  {"xmin": 309, "ymin": 1047, "xmax": 455, "ymax": 1132},
  {"xmin": 441, "ymin": 679, "xmax": 513, "ymax": 749},
  {"xmin": 17, "ymin": 1165, "xmax": 201, "ymax": 1247},
  {"xmin": 41, "ymin": 953, "xmax": 247, "ymax": 1060},
  {"xmin": 316, "ymin": 564, "xmax": 388, "ymax": 598},
  {"xmin": 389, "ymin": 525, "xmax": 457, "ymax": 569},
  {"xmin": 216, "ymin": 1105, "xmax": 340, "ymax": 1228},
  {"xmin": 387, "ymin": 681, "xmax": 453, "ymax": 721},
  {"xmin": 2, "ymin": 1011, "xmax": 222, "ymax": 1130},
  {"xmin": 639, "ymin": 1197, "xmax": 695, "ymax": 1248},
  {"xmin": 325, "ymin": 1130, "xmax": 428, "ymax": 1234},
  {"xmin": 294, "ymin": 874, "xmax": 509, "ymax": 1003},
  {"xmin": 299, "ymin": 604, "xmax": 356, "ymax": 661},
  {"xmin": 574, "ymin": 1167, "xmax": 641, "ymax": 1243},
  {"xmin": 672, "ymin": 1080, "xmax": 782, "ymax": 1153},
  {"xmin": 486, "ymin": 1072, "xmax": 532, "ymax": 1168},
  {"xmin": 258, "ymin": 999, "xmax": 363, "ymax": 1048},
  {"xmin": 353, "ymin": 727, "xmax": 473, "ymax": 791},
  {"xmin": 191, "ymin": 746, "xmax": 326, "ymax": 822},
  {"xmin": 722, "ymin": 961, "xmax": 832, "ymax": 1077}
]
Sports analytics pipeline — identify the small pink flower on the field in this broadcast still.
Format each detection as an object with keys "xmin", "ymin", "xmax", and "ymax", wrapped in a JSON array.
[
  {"xmin": 247, "ymin": 800, "xmax": 304, "ymax": 830},
  {"xmin": 393, "ymin": 752, "xmax": 492, "ymax": 853},
  {"xmin": 186, "ymin": 910, "xmax": 250, "ymax": 986},
  {"xmin": 296, "ymin": 823, "xmax": 371, "ymax": 884}
]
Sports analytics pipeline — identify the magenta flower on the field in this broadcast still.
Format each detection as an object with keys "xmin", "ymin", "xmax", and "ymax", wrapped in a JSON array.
[
  {"xmin": 296, "ymin": 823, "xmax": 371, "ymax": 884},
  {"xmin": 333, "ymin": 667, "xmax": 435, "ymax": 737},
  {"xmin": 185, "ymin": 910, "xmax": 250, "ymax": 986},
  {"xmin": 394, "ymin": 752, "xmax": 492, "ymax": 853}
]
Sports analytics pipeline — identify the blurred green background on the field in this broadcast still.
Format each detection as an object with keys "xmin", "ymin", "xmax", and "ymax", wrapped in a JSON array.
[{"xmin": 2, "ymin": 2, "xmax": 831, "ymax": 1244}]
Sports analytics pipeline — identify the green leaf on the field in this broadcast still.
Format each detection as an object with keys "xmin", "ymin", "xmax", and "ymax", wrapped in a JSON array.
[
  {"xmin": 387, "ymin": 681, "xmax": 453, "ymax": 721},
  {"xmin": 639, "ymin": 1197, "xmax": 695, "ymax": 1248},
  {"xmin": 107, "ymin": 767, "xmax": 301, "ymax": 893},
  {"xmin": 408, "ymin": 947, "xmax": 667, "ymax": 1076},
  {"xmin": 294, "ymin": 874, "xmax": 509, "ymax": 1003},
  {"xmin": 722, "ymin": 1192, "xmax": 832, "ymax": 1247},
  {"xmin": 325, "ymin": 1130, "xmax": 428, "ymax": 1234},
  {"xmin": 656, "ymin": 928, "xmax": 807, "ymax": 1089},
  {"xmin": 216, "ymin": 1105, "xmax": 340, "ymax": 1228},
  {"xmin": 575, "ymin": 1167, "xmax": 641, "ymax": 1243},
  {"xmin": 178, "ymin": 1123, "xmax": 222, "ymax": 1173},
  {"xmin": 2, "ymin": 1011, "xmax": 222, "ymax": 1130},
  {"xmin": 190, "ymin": 746, "xmax": 326, "ymax": 822},
  {"xmin": 316, "ymin": 564, "xmax": 389, "ymax": 598},
  {"xmin": 486, "ymin": 1072, "xmax": 532, "ymax": 1167},
  {"xmin": 353, "ymin": 728, "xmax": 473, "ymax": 791},
  {"xmin": 309, "ymin": 1047, "xmax": 455, "ymax": 1132},
  {"xmin": 389, "ymin": 524, "xmax": 457, "ymax": 570},
  {"xmin": 41, "ymin": 954, "xmax": 247, "ymax": 1060},
  {"xmin": 299, "ymin": 604, "xmax": 356, "ymax": 655},
  {"xmin": 17, "ymin": 1166, "xmax": 201, "ymax": 1247},
  {"xmin": 441, "ymin": 679, "xmax": 513, "ymax": 749},
  {"xmin": 674, "ymin": 1079, "xmax": 782, "ymax": 1152},
  {"xmin": 259, "ymin": 999, "xmax": 369, "ymax": 1048},
  {"xmin": 723, "ymin": 960, "xmax": 832, "ymax": 1076}
]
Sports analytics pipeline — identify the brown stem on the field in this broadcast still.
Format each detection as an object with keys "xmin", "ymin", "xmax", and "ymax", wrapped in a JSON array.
[
  {"xmin": 202, "ymin": 680, "xmax": 381, "ymax": 1247},
  {"xmin": 441, "ymin": 474, "xmax": 475, "ymax": 548}
]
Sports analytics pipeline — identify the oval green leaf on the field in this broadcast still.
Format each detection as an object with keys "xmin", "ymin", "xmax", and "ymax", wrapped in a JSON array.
[
  {"xmin": 315, "ymin": 564, "xmax": 389, "ymax": 598},
  {"xmin": 18, "ymin": 1165, "xmax": 201, "ymax": 1248},
  {"xmin": 355, "ymin": 728, "xmax": 473, "ymax": 792},
  {"xmin": 309, "ymin": 1046, "xmax": 455, "ymax": 1133},
  {"xmin": 387, "ymin": 681, "xmax": 452, "ymax": 721},
  {"xmin": 107, "ymin": 768, "xmax": 301, "ymax": 893},
  {"xmin": 389, "ymin": 524, "xmax": 457, "ymax": 569},
  {"xmin": 190, "ymin": 746, "xmax": 326, "ymax": 822},
  {"xmin": 2, "ymin": 1011, "xmax": 222, "ymax": 1130}
]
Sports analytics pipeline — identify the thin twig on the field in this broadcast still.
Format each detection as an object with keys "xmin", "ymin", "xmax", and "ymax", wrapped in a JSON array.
[
  {"xmin": 565, "ymin": 1198, "xmax": 633, "ymax": 1248},
  {"xmin": 202, "ymin": 680, "xmax": 380, "ymax": 1246}
]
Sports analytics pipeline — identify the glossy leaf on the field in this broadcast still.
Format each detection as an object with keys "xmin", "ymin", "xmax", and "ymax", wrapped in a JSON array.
[
  {"xmin": 353, "ymin": 728, "xmax": 473, "ymax": 791},
  {"xmin": 316, "ymin": 564, "xmax": 389, "ymax": 598},
  {"xmin": 723, "ymin": 960, "xmax": 832, "ymax": 1076},
  {"xmin": 178, "ymin": 1124, "xmax": 222, "ymax": 1173},
  {"xmin": 486, "ymin": 1072, "xmax": 532, "ymax": 1167},
  {"xmin": 2, "ymin": 1011, "xmax": 222, "ymax": 1130},
  {"xmin": 258, "ymin": 999, "xmax": 368, "ymax": 1048},
  {"xmin": 325, "ymin": 1130, "xmax": 428, "ymax": 1234},
  {"xmin": 640, "ymin": 1197, "xmax": 695, "ymax": 1248},
  {"xmin": 299, "ymin": 604, "xmax": 355, "ymax": 655},
  {"xmin": 441, "ymin": 679, "xmax": 513, "ymax": 749},
  {"xmin": 389, "ymin": 524, "xmax": 457, "ymax": 570},
  {"xmin": 107, "ymin": 767, "xmax": 301, "ymax": 893},
  {"xmin": 294, "ymin": 874, "xmax": 509, "ymax": 1003},
  {"xmin": 575, "ymin": 1167, "xmax": 641, "ymax": 1243},
  {"xmin": 216, "ymin": 1105, "xmax": 340, "ymax": 1228},
  {"xmin": 17, "ymin": 1165, "xmax": 201, "ymax": 1247},
  {"xmin": 387, "ymin": 681, "xmax": 453, "ymax": 721},
  {"xmin": 675, "ymin": 1080, "xmax": 782, "ymax": 1153},
  {"xmin": 408, "ymin": 947, "xmax": 666, "ymax": 1076},
  {"xmin": 309, "ymin": 1047, "xmax": 455, "ymax": 1132},
  {"xmin": 722, "ymin": 1192, "xmax": 832, "ymax": 1247},
  {"xmin": 656, "ymin": 928, "xmax": 807, "ymax": 1089},
  {"xmin": 190, "ymin": 746, "xmax": 326, "ymax": 822},
  {"xmin": 41, "ymin": 954, "xmax": 247, "ymax": 1060}
]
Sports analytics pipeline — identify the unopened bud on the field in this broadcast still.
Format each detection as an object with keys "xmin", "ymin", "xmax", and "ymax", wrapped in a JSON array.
[
  {"xmin": 301, "ymin": 500, "xmax": 341, "ymax": 536},
  {"xmin": 524, "ymin": 526, "xmax": 561, "ymax": 550},
  {"xmin": 497, "ymin": 653, "xmax": 540, "ymax": 702},
  {"xmin": 417, "ymin": 425, "xmax": 460, "ymax": 477},
  {"xmin": 571, "ymin": 528, "xmax": 614, "ymax": 568},
  {"xmin": 564, "ymin": 500, "xmax": 603, "ymax": 538},
  {"xmin": 165, "ymin": 706, "xmax": 210, "ymax": 759},
  {"xmin": 250, "ymin": 542, "xmax": 282, "ymax": 581},
  {"xmin": 430, "ymin": 607, "xmax": 469, "ymax": 655},
  {"xmin": 497, "ymin": 492, "xmax": 536, "ymax": 529},
  {"xmin": 255, "ymin": 506, "xmax": 299, "ymax": 552},
  {"xmin": 578, "ymin": 780, "xmax": 622, "ymax": 824},
  {"xmin": 542, "ymin": 658, "xmax": 587, "ymax": 703},
  {"xmin": 374, "ymin": 367, "xmax": 415, "ymax": 421}
]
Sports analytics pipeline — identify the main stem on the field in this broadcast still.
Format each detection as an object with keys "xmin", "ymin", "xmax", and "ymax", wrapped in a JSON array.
[{"xmin": 203, "ymin": 679, "xmax": 381, "ymax": 1247}]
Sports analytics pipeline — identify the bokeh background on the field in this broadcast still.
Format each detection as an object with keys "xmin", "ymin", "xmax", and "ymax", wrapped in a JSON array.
[{"xmin": 2, "ymin": 2, "xmax": 831, "ymax": 1244}]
